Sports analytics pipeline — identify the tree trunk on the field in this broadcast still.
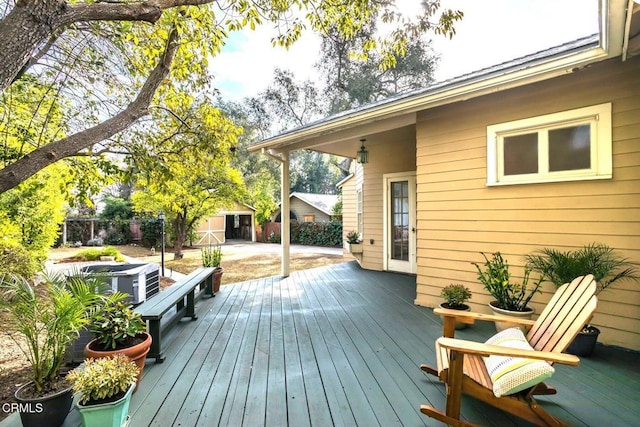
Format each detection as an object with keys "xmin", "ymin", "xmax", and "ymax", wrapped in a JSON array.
[{"xmin": 172, "ymin": 210, "xmax": 188, "ymax": 260}]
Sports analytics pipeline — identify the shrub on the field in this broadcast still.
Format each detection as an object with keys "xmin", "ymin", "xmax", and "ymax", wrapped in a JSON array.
[
  {"xmin": 0, "ymin": 240, "xmax": 40, "ymax": 279},
  {"xmin": 89, "ymin": 299, "xmax": 146, "ymax": 350},
  {"xmin": 291, "ymin": 221, "xmax": 342, "ymax": 247},
  {"xmin": 66, "ymin": 354, "xmax": 139, "ymax": 405},
  {"xmin": 76, "ymin": 246, "xmax": 125, "ymax": 262},
  {"xmin": 526, "ymin": 243, "xmax": 639, "ymax": 295},
  {"xmin": 440, "ymin": 284, "xmax": 472, "ymax": 308},
  {"xmin": 202, "ymin": 245, "xmax": 222, "ymax": 268},
  {"xmin": 472, "ymin": 252, "xmax": 542, "ymax": 312}
]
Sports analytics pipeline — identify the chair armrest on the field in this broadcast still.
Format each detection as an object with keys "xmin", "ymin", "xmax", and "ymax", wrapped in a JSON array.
[
  {"xmin": 437, "ymin": 337, "xmax": 581, "ymax": 366},
  {"xmin": 434, "ymin": 307, "xmax": 537, "ymax": 328}
]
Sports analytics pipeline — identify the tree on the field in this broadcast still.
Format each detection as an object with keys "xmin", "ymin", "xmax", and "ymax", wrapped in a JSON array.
[
  {"xmin": 129, "ymin": 101, "xmax": 245, "ymax": 259},
  {"xmin": 317, "ymin": 22, "xmax": 439, "ymax": 113},
  {"xmin": 0, "ymin": 1, "xmax": 462, "ymax": 195}
]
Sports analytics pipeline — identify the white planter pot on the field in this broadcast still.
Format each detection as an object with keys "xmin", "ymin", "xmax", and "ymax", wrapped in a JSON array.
[
  {"xmin": 345, "ymin": 242, "xmax": 363, "ymax": 254},
  {"xmin": 488, "ymin": 301, "xmax": 535, "ymax": 332}
]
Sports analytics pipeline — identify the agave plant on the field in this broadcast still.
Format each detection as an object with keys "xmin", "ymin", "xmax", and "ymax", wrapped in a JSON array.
[{"xmin": 526, "ymin": 243, "xmax": 639, "ymax": 295}]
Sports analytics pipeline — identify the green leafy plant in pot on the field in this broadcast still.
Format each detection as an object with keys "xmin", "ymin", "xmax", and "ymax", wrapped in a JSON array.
[
  {"xmin": 345, "ymin": 230, "xmax": 363, "ymax": 254},
  {"xmin": 202, "ymin": 245, "xmax": 223, "ymax": 295},
  {"xmin": 473, "ymin": 252, "xmax": 542, "ymax": 331},
  {"xmin": 66, "ymin": 354, "xmax": 139, "ymax": 427},
  {"xmin": 84, "ymin": 297, "xmax": 151, "ymax": 391},
  {"xmin": 439, "ymin": 284, "xmax": 472, "ymax": 330},
  {"xmin": 526, "ymin": 243, "xmax": 639, "ymax": 356},
  {"xmin": 0, "ymin": 273, "xmax": 104, "ymax": 427}
]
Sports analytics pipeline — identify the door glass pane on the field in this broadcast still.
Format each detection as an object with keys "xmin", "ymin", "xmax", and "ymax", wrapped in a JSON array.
[
  {"xmin": 503, "ymin": 133, "xmax": 538, "ymax": 175},
  {"xmin": 549, "ymin": 125, "xmax": 591, "ymax": 171},
  {"xmin": 391, "ymin": 181, "xmax": 409, "ymax": 261}
]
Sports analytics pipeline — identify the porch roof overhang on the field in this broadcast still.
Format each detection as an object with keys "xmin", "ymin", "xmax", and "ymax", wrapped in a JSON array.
[{"xmin": 249, "ymin": 0, "xmax": 630, "ymax": 158}]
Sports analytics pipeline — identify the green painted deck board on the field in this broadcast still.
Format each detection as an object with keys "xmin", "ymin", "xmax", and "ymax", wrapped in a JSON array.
[{"xmin": 2, "ymin": 260, "xmax": 639, "ymax": 427}]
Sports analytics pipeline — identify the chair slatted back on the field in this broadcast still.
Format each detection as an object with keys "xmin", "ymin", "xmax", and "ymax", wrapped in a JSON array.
[{"xmin": 527, "ymin": 275, "xmax": 598, "ymax": 353}]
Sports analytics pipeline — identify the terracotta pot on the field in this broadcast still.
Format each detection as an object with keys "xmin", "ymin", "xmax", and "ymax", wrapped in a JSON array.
[
  {"xmin": 488, "ymin": 301, "xmax": 535, "ymax": 332},
  {"xmin": 212, "ymin": 267, "xmax": 224, "ymax": 294},
  {"xmin": 15, "ymin": 381, "xmax": 73, "ymax": 427},
  {"xmin": 84, "ymin": 332, "xmax": 152, "ymax": 392}
]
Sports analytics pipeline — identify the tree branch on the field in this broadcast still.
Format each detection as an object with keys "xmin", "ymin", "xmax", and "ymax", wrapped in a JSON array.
[{"xmin": 0, "ymin": 27, "xmax": 179, "ymax": 194}]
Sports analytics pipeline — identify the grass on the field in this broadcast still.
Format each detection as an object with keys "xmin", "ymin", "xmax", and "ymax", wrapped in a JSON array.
[{"xmin": 50, "ymin": 244, "xmax": 348, "ymax": 284}]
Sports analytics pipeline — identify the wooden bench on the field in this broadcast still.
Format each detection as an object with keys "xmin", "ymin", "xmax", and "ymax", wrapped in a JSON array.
[{"xmin": 135, "ymin": 267, "xmax": 215, "ymax": 362}]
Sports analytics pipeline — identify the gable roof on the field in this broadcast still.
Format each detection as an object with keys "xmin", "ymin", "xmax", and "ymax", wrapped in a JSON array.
[
  {"xmin": 249, "ymin": 1, "xmax": 630, "ymax": 154},
  {"xmin": 290, "ymin": 192, "xmax": 339, "ymax": 216}
]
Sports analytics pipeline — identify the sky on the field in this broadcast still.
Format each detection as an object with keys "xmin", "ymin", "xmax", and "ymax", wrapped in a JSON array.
[{"xmin": 209, "ymin": 0, "xmax": 600, "ymax": 101}]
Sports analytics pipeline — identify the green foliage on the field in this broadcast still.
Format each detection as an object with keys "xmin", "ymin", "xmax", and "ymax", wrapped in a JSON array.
[
  {"xmin": 89, "ymin": 299, "xmax": 146, "ymax": 350},
  {"xmin": 67, "ymin": 354, "xmax": 139, "ymax": 405},
  {"xmin": 525, "ymin": 243, "xmax": 639, "ymax": 295},
  {"xmin": 472, "ymin": 252, "xmax": 542, "ymax": 312},
  {"xmin": 100, "ymin": 197, "xmax": 134, "ymax": 220},
  {"xmin": 129, "ymin": 100, "xmax": 246, "ymax": 257},
  {"xmin": 0, "ymin": 273, "xmax": 105, "ymax": 395},
  {"xmin": 0, "ymin": 240, "xmax": 40, "ymax": 279},
  {"xmin": 201, "ymin": 245, "xmax": 222, "ymax": 268},
  {"xmin": 345, "ymin": 230, "xmax": 361, "ymax": 244},
  {"xmin": 332, "ymin": 196, "xmax": 343, "ymax": 219},
  {"xmin": 0, "ymin": 165, "xmax": 70, "ymax": 262},
  {"xmin": 76, "ymin": 246, "xmax": 125, "ymax": 262},
  {"xmin": 267, "ymin": 231, "xmax": 281, "ymax": 243},
  {"xmin": 0, "ymin": 1, "xmax": 462, "ymax": 197},
  {"xmin": 440, "ymin": 284, "xmax": 472, "ymax": 308},
  {"xmin": 141, "ymin": 217, "xmax": 163, "ymax": 248},
  {"xmin": 99, "ymin": 219, "xmax": 133, "ymax": 246},
  {"xmin": 291, "ymin": 221, "xmax": 342, "ymax": 247}
]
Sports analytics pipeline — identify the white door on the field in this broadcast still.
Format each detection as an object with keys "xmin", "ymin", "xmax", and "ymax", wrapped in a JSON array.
[{"xmin": 384, "ymin": 173, "xmax": 417, "ymax": 274}]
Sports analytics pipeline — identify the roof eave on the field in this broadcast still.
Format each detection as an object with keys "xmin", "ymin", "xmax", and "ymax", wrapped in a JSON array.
[{"xmin": 250, "ymin": 0, "xmax": 632, "ymax": 154}]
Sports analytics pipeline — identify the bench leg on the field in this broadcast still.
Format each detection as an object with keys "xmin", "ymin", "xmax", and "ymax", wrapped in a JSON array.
[
  {"xmin": 205, "ymin": 275, "xmax": 213, "ymax": 297},
  {"xmin": 147, "ymin": 320, "xmax": 165, "ymax": 363},
  {"xmin": 186, "ymin": 289, "xmax": 197, "ymax": 321}
]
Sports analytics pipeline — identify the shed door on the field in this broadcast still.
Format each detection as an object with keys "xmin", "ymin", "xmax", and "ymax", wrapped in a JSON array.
[{"xmin": 384, "ymin": 173, "xmax": 417, "ymax": 274}]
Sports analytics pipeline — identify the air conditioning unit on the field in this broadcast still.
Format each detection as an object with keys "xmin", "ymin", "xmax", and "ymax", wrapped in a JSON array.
[{"xmin": 80, "ymin": 263, "xmax": 160, "ymax": 304}]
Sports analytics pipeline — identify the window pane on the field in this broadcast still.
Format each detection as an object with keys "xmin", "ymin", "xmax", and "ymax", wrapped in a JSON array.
[
  {"xmin": 391, "ymin": 181, "xmax": 409, "ymax": 261},
  {"xmin": 504, "ymin": 133, "xmax": 538, "ymax": 175},
  {"xmin": 549, "ymin": 125, "xmax": 591, "ymax": 171}
]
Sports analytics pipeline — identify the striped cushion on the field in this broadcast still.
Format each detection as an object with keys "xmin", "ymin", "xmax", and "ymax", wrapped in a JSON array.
[{"xmin": 483, "ymin": 327, "xmax": 555, "ymax": 397}]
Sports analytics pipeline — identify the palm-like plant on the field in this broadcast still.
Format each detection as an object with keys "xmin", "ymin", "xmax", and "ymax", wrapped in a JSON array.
[
  {"xmin": 0, "ymin": 272, "xmax": 107, "ymax": 395},
  {"xmin": 526, "ymin": 243, "xmax": 639, "ymax": 295}
]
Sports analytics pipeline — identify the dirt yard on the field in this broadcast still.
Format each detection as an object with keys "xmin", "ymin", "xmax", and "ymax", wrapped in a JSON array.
[{"xmin": 0, "ymin": 243, "xmax": 347, "ymax": 421}]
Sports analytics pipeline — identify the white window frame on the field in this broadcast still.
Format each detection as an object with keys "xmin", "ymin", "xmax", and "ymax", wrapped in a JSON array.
[{"xmin": 486, "ymin": 103, "xmax": 612, "ymax": 186}]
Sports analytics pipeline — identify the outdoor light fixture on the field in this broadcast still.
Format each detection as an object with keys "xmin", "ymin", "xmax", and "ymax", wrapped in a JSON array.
[
  {"xmin": 356, "ymin": 138, "xmax": 368, "ymax": 164},
  {"xmin": 158, "ymin": 212, "xmax": 166, "ymax": 277}
]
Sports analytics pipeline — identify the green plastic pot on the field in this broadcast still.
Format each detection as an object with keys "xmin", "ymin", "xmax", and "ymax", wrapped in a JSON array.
[{"xmin": 76, "ymin": 383, "xmax": 134, "ymax": 427}]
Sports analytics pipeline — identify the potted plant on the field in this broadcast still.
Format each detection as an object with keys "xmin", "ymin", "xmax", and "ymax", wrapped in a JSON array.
[
  {"xmin": 202, "ymin": 245, "xmax": 223, "ymax": 294},
  {"xmin": 0, "ymin": 273, "xmax": 103, "ymax": 427},
  {"xmin": 345, "ymin": 230, "xmax": 363, "ymax": 254},
  {"xmin": 84, "ymin": 297, "xmax": 151, "ymax": 391},
  {"xmin": 439, "ymin": 284, "xmax": 472, "ymax": 330},
  {"xmin": 472, "ymin": 252, "xmax": 542, "ymax": 331},
  {"xmin": 66, "ymin": 354, "xmax": 139, "ymax": 427},
  {"xmin": 526, "ymin": 243, "xmax": 639, "ymax": 356}
]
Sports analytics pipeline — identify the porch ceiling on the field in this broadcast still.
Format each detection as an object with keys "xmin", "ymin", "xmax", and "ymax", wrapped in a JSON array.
[{"xmin": 261, "ymin": 112, "xmax": 416, "ymax": 158}]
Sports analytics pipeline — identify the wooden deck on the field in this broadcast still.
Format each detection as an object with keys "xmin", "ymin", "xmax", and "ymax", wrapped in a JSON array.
[{"xmin": 3, "ymin": 261, "xmax": 640, "ymax": 426}]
